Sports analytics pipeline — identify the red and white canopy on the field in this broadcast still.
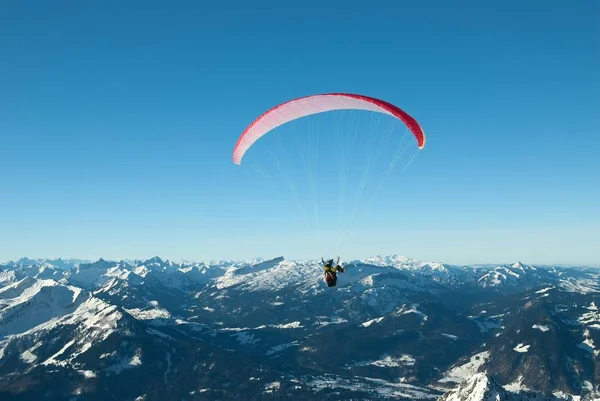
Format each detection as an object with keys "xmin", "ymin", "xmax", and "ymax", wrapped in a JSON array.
[{"xmin": 233, "ymin": 93, "xmax": 425, "ymax": 165}]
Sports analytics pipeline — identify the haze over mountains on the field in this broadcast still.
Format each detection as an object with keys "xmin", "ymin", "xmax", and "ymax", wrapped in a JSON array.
[{"xmin": 0, "ymin": 255, "xmax": 598, "ymax": 400}]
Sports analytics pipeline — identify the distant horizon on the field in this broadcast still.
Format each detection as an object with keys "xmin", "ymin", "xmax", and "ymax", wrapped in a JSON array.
[{"xmin": 3, "ymin": 254, "xmax": 599, "ymax": 269}]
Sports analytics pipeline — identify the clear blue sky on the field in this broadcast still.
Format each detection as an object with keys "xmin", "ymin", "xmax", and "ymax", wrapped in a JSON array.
[{"xmin": 1, "ymin": 1, "xmax": 598, "ymax": 265}]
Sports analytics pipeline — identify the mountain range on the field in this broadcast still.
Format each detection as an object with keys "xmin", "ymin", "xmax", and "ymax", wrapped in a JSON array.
[{"xmin": 0, "ymin": 255, "xmax": 598, "ymax": 400}]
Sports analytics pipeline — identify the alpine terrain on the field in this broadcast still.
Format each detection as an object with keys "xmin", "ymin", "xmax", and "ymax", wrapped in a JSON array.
[{"xmin": 0, "ymin": 256, "xmax": 598, "ymax": 400}]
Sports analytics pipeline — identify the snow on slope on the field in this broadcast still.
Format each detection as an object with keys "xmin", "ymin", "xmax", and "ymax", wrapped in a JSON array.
[
  {"xmin": 307, "ymin": 374, "xmax": 438, "ymax": 399},
  {"xmin": 362, "ymin": 317, "xmax": 384, "ymax": 327},
  {"xmin": 0, "ymin": 276, "xmax": 39, "ymax": 299},
  {"xmin": 439, "ymin": 351, "xmax": 490, "ymax": 384},
  {"xmin": 513, "ymin": 343, "xmax": 530, "ymax": 353},
  {"xmin": 475, "ymin": 262, "xmax": 550, "ymax": 289},
  {"xmin": 0, "ymin": 295, "xmax": 125, "ymax": 371},
  {"xmin": 354, "ymin": 354, "xmax": 416, "ymax": 368},
  {"xmin": 439, "ymin": 373, "xmax": 560, "ymax": 401},
  {"xmin": 503, "ymin": 375, "xmax": 530, "ymax": 393},
  {"xmin": 0, "ymin": 279, "xmax": 87, "ymax": 335},
  {"xmin": 31, "ymin": 296, "xmax": 122, "ymax": 341},
  {"xmin": 559, "ymin": 278, "xmax": 599, "ymax": 294},
  {"xmin": 393, "ymin": 304, "xmax": 428, "ymax": 322},
  {"xmin": 266, "ymin": 341, "xmax": 297, "ymax": 356},
  {"xmin": 215, "ymin": 258, "xmax": 321, "ymax": 292},
  {"xmin": 440, "ymin": 373, "xmax": 504, "ymax": 401},
  {"xmin": 179, "ymin": 262, "xmax": 231, "ymax": 283},
  {"xmin": 67, "ymin": 260, "xmax": 117, "ymax": 289},
  {"xmin": 580, "ymin": 302, "xmax": 600, "ymax": 330},
  {"xmin": 577, "ymin": 329, "xmax": 598, "ymax": 356},
  {"xmin": 478, "ymin": 266, "xmax": 522, "ymax": 287},
  {"xmin": 124, "ymin": 307, "xmax": 171, "ymax": 320},
  {"xmin": 105, "ymin": 347, "xmax": 143, "ymax": 375},
  {"xmin": 359, "ymin": 255, "xmax": 459, "ymax": 279},
  {"xmin": 532, "ymin": 324, "xmax": 550, "ymax": 332},
  {"xmin": 0, "ymin": 269, "xmax": 17, "ymax": 284},
  {"xmin": 361, "ymin": 255, "xmax": 415, "ymax": 268}
]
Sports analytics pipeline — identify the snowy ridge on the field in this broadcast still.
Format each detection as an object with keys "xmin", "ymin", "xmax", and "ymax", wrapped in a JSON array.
[
  {"xmin": 477, "ymin": 262, "xmax": 540, "ymax": 288},
  {"xmin": 0, "ymin": 295, "xmax": 126, "ymax": 377},
  {"xmin": 0, "ymin": 278, "xmax": 87, "ymax": 335},
  {"xmin": 214, "ymin": 258, "xmax": 319, "ymax": 292},
  {"xmin": 358, "ymin": 255, "xmax": 461, "ymax": 280},
  {"xmin": 0, "ymin": 276, "xmax": 39, "ymax": 299}
]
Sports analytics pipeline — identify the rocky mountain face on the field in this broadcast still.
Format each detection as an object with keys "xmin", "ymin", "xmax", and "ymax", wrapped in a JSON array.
[{"xmin": 0, "ymin": 256, "xmax": 598, "ymax": 400}]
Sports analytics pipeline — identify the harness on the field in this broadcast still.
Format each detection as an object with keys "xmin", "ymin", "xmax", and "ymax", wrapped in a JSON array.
[{"xmin": 323, "ymin": 258, "xmax": 341, "ymax": 287}]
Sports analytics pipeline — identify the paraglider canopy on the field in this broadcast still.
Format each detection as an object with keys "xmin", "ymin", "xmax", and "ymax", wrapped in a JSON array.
[
  {"xmin": 232, "ymin": 93, "xmax": 425, "ymax": 165},
  {"xmin": 231, "ymin": 92, "xmax": 426, "ymax": 259}
]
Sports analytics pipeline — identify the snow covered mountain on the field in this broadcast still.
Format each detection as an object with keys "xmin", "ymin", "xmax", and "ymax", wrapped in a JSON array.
[{"xmin": 0, "ymin": 255, "xmax": 598, "ymax": 400}]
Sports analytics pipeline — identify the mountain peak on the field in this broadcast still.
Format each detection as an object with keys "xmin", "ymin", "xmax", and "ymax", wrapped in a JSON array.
[
  {"xmin": 360, "ymin": 254, "xmax": 413, "ymax": 267},
  {"xmin": 79, "ymin": 258, "xmax": 115, "ymax": 270},
  {"xmin": 235, "ymin": 256, "xmax": 285, "ymax": 275},
  {"xmin": 144, "ymin": 256, "xmax": 164, "ymax": 264}
]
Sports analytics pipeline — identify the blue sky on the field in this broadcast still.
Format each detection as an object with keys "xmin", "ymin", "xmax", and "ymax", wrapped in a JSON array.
[{"xmin": 1, "ymin": 1, "xmax": 598, "ymax": 265}]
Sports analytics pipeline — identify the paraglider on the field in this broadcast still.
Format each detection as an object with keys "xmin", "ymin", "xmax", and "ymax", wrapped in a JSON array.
[
  {"xmin": 321, "ymin": 257, "xmax": 344, "ymax": 287},
  {"xmin": 232, "ymin": 92, "xmax": 426, "ymax": 288}
]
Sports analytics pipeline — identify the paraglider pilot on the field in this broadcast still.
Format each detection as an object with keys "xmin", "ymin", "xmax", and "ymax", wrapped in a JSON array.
[{"xmin": 322, "ymin": 257, "xmax": 345, "ymax": 287}]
